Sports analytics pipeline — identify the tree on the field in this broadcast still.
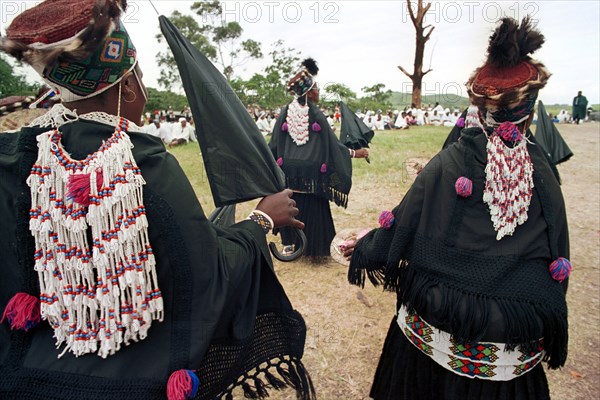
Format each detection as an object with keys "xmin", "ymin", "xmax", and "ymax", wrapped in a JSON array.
[
  {"xmin": 323, "ymin": 83, "xmax": 356, "ymax": 103},
  {"xmin": 144, "ymin": 87, "xmax": 189, "ymax": 114},
  {"xmin": 232, "ymin": 40, "xmax": 300, "ymax": 110},
  {"xmin": 398, "ymin": 0, "xmax": 435, "ymax": 108},
  {"xmin": 156, "ymin": 1, "xmax": 263, "ymax": 88},
  {"xmin": 0, "ymin": 55, "xmax": 39, "ymax": 98},
  {"xmin": 357, "ymin": 83, "xmax": 393, "ymax": 112}
]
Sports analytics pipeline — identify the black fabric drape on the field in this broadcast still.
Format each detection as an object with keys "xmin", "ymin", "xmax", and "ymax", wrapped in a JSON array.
[
  {"xmin": 0, "ymin": 120, "xmax": 312, "ymax": 399},
  {"xmin": 159, "ymin": 16, "xmax": 285, "ymax": 208},
  {"xmin": 535, "ymin": 101, "xmax": 573, "ymax": 165},
  {"xmin": 339, "ymin": 101, "xmax": 374, "ymax": 149},
  {"xmin": 442, "ymin": 108, "xmax": 468, "ymax": 150}
]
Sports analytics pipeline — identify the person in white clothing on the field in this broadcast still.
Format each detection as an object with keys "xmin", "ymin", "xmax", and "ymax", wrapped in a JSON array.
[
  {"xmin": 394, "ymin": 112, "xmax": 409, "ymax": 129},
  {"xmin": 256, "ymin": 112, "xmax": 271, "ymax": 136},
  {"xmin": 144, "ymin": 119, "xmax": 172, "ymax": 144},
  {"xmin": 169, "ymin": 117, "xmax": 196, "ymax": 147}
]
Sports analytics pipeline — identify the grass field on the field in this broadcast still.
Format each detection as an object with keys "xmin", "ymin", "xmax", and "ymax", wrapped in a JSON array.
[{"xmin": 167, "ymin": 124, "xmax": 450, "ymax": 209}]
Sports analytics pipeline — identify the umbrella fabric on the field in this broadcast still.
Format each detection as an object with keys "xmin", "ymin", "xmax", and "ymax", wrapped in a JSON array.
[
  {"xmin": 159, "ymin": 16, "xmax": 284, "ymax": 208},
  {"xmin": 339, "ymin": 101, "xmax": 374, "ymax": 149},
  {"xmin": 535, "ymin": 101, "xmax": 573, "ymax": 165}
]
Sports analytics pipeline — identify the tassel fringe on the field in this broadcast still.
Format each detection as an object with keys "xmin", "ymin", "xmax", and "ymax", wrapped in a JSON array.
[{"xmin": 223, "ymin": 357, "xmax": 316, "ymax": 400}]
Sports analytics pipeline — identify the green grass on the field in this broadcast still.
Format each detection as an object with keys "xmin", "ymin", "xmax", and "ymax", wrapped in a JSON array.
[{"xmin": 167, "ymin": 125, "xmax": 450, "ymax": 213}]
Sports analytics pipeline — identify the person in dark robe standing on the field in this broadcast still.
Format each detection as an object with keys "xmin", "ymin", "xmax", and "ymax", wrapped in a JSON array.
[
  {"xmin": 572, "ymin": 90, "xmax": 588, "ymax": 124},
  {"xmin": 269, "ymin": 58, "xmax": 368, "ymax": 262},
  {"xmin": 0, "ymin": 1, "xmax": 315, "ymax": 399},
  {"xmin": 344, "ymin": 17, "xmax": 570, "ymax": 400}
]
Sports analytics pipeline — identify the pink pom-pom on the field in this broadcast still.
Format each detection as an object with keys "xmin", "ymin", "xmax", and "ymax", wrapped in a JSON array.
[
  {"xmin": 456, "ymin": 117, "xmax": 465, "ymax": 128},
  {"xmin": 276, "ymin": 157, "xmax": 283, "ymax": 167},
  {"xmin": 167, "ymin": 369, "xmax": 200, "ymax": 400},
  {"xmin": 549, "ymin": 257, "xmax": 572, "ymax": 282},
  {"xmin": 1, "ymin": 292, "xmax": 40, "ymax": 331},
  {"xmin": 496, "ymin": 121, "xmax": 523, "ymax": 142},
  {"xmin": 455, "ymin": 176, "xmax": 473, "ymax": 198},
  {"xmin": 281, "ymin": 122, "xmax": 288, "ymax": 132},
  {"xmin": 320, "ymin": 163, "xmax": 327, "ymax": 173},
  {"xmin": 378, "ymin": 211, "xmax": 395, "ymax": 230},
  {"xmin": 312, "ymin": 122, "xmax": 322, "ymax": 132},
  {"xmin": 67, "ymin": 169, "xmax": 103, "ymax": 206}
]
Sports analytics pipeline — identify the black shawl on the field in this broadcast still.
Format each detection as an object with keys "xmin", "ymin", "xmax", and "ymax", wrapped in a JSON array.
[
  {"xmin": 535, "ymin": 101, "xmax": 573, "ymax": 166},
  {"xmin": 349, "ymin": 127, "xmax": 569, "ymax": 369},
  {"xmin": 269, "ymin": 101, "xmax": 352, "ymax": 208},
  {"xmin": 0, "ymin": 120, "xmax": 313, "ymax": 399}
]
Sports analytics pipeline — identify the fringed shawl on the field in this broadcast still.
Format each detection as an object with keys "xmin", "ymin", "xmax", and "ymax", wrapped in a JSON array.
[
  {"xmin": 269, "ymin": 101, "xmax": 352, "ymax": 208},
  {"xmin": 349, "ymin": 127, "xmax": 569, "ymax": 369}
]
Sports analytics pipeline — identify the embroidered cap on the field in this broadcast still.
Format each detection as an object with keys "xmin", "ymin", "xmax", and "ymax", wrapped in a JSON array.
[{"xmin": 1, "ymin": 0, "xmax": 137, "ymax": 102}]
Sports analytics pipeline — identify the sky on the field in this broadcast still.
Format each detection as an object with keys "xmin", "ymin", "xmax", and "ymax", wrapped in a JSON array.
[{"xmin": 2, "ymin": 0, "xmax": 599, "ymax": 105}]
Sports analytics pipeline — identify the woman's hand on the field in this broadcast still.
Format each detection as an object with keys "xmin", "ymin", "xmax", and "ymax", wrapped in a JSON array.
[
  {"xmin": 354, "ymin": 148, "xmax": 369, "ymax": 159},
  {"xmin": 256, "ymin": 189, "xmax": 305, "ymax": 229}
]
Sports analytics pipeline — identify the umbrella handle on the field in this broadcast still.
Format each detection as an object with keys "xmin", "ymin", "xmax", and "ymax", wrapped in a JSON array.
[{"xmin": 269, "ymin": 228, "xmax": 307, "ymax": 262}]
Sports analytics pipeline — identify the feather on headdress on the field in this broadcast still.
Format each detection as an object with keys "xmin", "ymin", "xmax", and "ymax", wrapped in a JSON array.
[{"xmin": 466, "ymin": 17, "xmax": 550, "ymax": 115}]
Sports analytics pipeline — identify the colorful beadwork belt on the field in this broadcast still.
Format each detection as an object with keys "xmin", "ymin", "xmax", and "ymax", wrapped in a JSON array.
[{"xmin": 397, "ymin": 305, "xmax": 544, "ymax": 381}]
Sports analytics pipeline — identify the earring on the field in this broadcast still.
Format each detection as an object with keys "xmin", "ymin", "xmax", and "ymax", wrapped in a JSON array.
[{"xmin": 122, "ymin": 85, "xmax": 137, "ymax": 103}]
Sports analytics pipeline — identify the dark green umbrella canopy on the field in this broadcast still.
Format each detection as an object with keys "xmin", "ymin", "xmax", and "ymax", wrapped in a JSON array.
[
  {"xmin": 159, "ymin": 16, "xmax": 285, "ymax": 207},
  {"xmin": 339, "ymin": 101, "xmax": 374, "ymax": 149},
  {"xmin": 535, "ymin": 101, "xmax": 573, "ymax": 165}
]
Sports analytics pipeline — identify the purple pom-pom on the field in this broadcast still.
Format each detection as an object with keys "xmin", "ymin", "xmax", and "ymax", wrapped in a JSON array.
[
  {"xmin": 281, "ymin": 122, "xmax": 288, "ymax": 132},
  {"xmin": 378, "ymin": 211, "xmax": 395, "ymax": 230},
  {"xmin": 276, "ymin": 157, "xmax": 283, "ymax": 167},
  {"xmin": 455, "ymin": 176, "xmax": 473, "ymax": 198},
  {"xmin": 456, "ymin": 117, "xmax": 465, "ymax": 128},
  {"xmin": 549, "ymin": 257, "xmax": 572, "ymax": 282},
  {"xmin": 496, "ymin": 121, "xmax": 523, "ymax": 142},
  {"xmin": 312, "ymin": 122, "xmax": 322, "ymax": 132},
  {"xmin": 320, "ymin": 163, "xmax": 327, "ymax": 173}
]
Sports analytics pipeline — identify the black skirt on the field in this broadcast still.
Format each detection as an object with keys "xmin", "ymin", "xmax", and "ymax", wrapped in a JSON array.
[
  {"xmin": 370, "ymin": 318, "xmax": 551, "ymax": 400},
  {"xmin": 280, "ymin": 193, "xmax": 335, "ymax": 258}
]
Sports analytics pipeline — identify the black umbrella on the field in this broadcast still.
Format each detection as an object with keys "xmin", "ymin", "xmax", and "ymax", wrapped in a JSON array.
[
  {"xmin": 339, "ymin": 101, "xmax": 374, "ymax": 157},
  {"xmin": 159, "ymin": 16, "xmax": 305, "ymax": 261},
  {"xmin": 535, "ymin": 101, "xmax": 573, "ymax": 165}
]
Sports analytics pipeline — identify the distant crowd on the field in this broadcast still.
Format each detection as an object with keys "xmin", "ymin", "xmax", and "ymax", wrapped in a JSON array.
[{"xmin": 143, "ymin": 106, "xmax": 196, "ymax": 147}]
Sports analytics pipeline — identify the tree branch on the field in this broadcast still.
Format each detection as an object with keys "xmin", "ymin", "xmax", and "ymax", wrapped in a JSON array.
[
  {"xmin": 406, "ymin": 0, "xmax": 417, "ymax": 25},
  {"xmin": 423, "ymin": 68, "xmax": 433, "ymax": 76},
  {"xmin": 398, "ymin": 65, "xmax": 414, "ymax": 79},
  {"xmin": 424, "ymin": 26, "xmax": 435, "ymax": 40}
]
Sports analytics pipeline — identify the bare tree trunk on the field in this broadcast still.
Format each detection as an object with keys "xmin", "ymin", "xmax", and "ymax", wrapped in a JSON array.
[{"xmin": 398, "ymin": 0, "xmax": 434, "ymax": 108}]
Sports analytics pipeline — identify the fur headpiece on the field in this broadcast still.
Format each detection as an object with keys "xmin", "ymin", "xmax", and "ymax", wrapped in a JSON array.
[
  {"xmin": 466, "ymin": 17, "xmax": 550, "ymax": 124},
  {"xmin": 1, "ymin": 0, "xmax": 136, "ymax": 102}
]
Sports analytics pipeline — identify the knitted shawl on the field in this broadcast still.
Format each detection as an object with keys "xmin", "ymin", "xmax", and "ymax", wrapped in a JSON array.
[
  {"xmin": 0, "ymin": 119, "xmax": 314, "ymax": 399},
  {"xmin": 349, "ymin": 127, "xmax": 569, "ymax": 369},
  {"xmin": 269, "ymin": 101, "xmax": 352, "ymax": 208}
]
